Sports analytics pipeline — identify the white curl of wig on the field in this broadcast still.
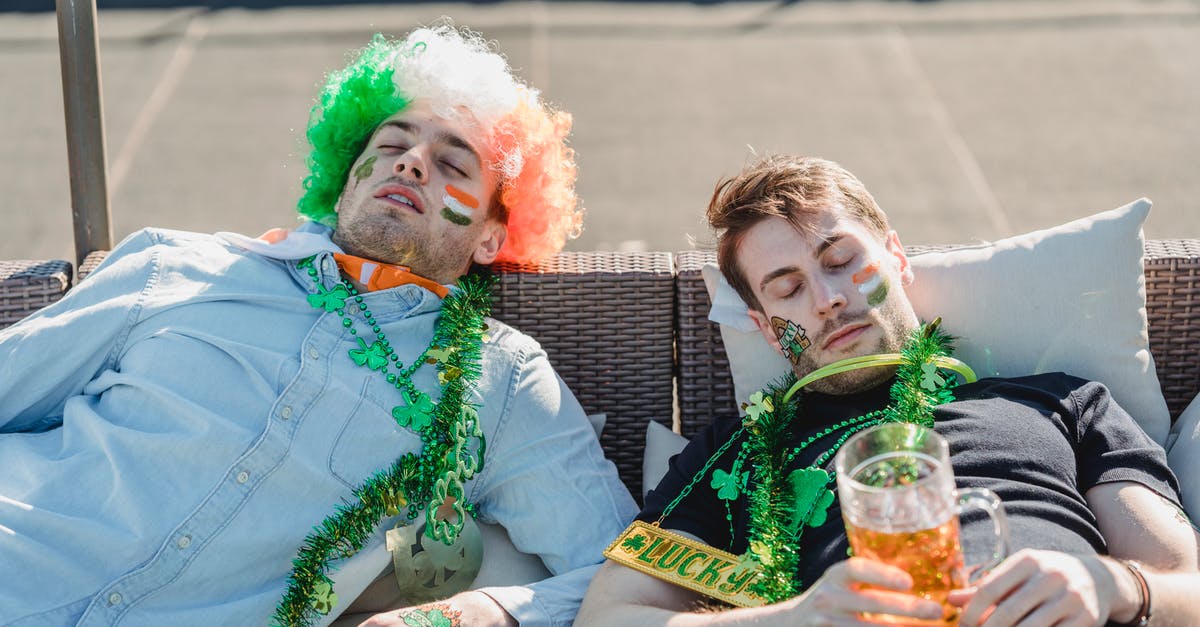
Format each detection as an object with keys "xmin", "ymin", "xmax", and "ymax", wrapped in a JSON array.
[{"xmin": 388, "ymin": 24, "xmax": 536, "ymax": 179}]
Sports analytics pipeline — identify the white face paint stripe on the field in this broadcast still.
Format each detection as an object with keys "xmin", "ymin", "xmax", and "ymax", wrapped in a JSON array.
[
  {"xmin": 443, "ymin": 194, "xmax": 474, "ymax": 218},
  {"xmin": 857, "ymin": 272, "xmax": 882, "ymax": 296}
]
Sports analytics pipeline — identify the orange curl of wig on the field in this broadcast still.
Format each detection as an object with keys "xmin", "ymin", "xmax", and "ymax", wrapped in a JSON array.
[{"xmin": 488, "ymin": 98, "xmax": 581, "ymax": 265}]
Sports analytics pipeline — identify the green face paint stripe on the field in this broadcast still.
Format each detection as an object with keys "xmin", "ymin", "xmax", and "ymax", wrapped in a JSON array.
[
  {"xmin": 867, "ymin": 277, "xmax": 889, "ymax": 306},
  {"xmin": 441, "ymin": 207, "xmax": 473, "ymax": 226}
]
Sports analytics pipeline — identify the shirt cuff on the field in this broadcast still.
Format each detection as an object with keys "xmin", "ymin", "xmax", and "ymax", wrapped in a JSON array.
[{"xmin": 475, "ymin": 564, "xmax": 601, "ymax": 627}]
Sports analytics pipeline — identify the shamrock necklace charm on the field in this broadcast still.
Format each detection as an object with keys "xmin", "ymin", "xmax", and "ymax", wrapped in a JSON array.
[
  {"xmin": 275, "ymin": 257, "xmax": 494, "ymax": 627},
  {"xmin": 657, "ymin": 320, "xmax": 974, "ymax": 605}
]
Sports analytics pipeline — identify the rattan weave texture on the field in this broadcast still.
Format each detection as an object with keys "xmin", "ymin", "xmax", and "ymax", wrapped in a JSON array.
[
  {"xmin": 0, "ymin": 260, "xmax": 72, "ymax": 328},
  {"xmin": 674, "ymin": 251, "xmax": 738, "ymax": 439},
  {"xmin": 1144, "ymin": 240, "xmax": 1200, "ymax": 419},
  {"xmin": 492, "ymin": 252, "xmax": 677, "ymax": 502},
  {"xmin": 674, "ymin": 241, "xmax": 1200, "ymax": 436}
]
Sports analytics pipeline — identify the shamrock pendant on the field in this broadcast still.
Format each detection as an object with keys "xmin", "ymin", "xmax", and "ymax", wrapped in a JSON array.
[
  {"xmin": 710, "ymin": 456, "xmax": 749, "ymax": 501},
  {"xmin": 309, "ymin": 579, "xmax": 338, "ymax": 615},
  {"xmin": 393, "ymin": 388, "xmax": 435, "ymax": 431},
  {"xmin": 307, "ymin": 283, "xmax": 350, "ymax": 312},
  {"xmin": 920, "ymin": 362, "xmax": 946, "ymax": 392},
  {"xmin": 740, "ymin": 391, "xmax": 774, "ymax": 428},
  {"xmin": 349, "ymin": 337, "xmax": 390, "ymax": 370},
  {"xmin": 786, "ymin": 467, "xmax": 835, "ymax": 532}
]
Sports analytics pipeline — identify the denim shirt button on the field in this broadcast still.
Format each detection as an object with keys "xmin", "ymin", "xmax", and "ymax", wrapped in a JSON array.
[
  {"xmin": 236, "ymin": 471, "xmax": 250, "ymax": 484},
  {"xmin": 177, "ymin": 535, "xmax": 192, "ymax": 549},
  {"xmin": 280, "ymin": 406, "xmax": 293, "ymax": 420},
  {"xmin": 107, "ymin": 592, "xmax": 122, "ymax": 606},
  {"xmin": 307, "ymin": 347, "xmax": 320, "ymax": 360}
]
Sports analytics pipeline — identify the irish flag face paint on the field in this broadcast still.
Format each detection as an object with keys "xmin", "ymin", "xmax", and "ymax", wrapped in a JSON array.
[
  {"xmin": 442, "ymin": 184, "xmax": 478, "ymax": 227},
  {"xmin": 852, "ymin": 261, "xmax": 889, "ymax": 307}
]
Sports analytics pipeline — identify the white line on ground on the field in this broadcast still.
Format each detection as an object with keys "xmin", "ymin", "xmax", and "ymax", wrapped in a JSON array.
[{"xmin": 109, "ymin": 15, "xmax": 209, "ymax": 197}]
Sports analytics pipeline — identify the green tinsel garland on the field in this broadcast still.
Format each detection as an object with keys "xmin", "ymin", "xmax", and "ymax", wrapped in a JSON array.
[
  {"xmin": 743, "ymin": 321, "xmax": 958, "ymax": 602},
  {"xmin": 272, "ymin": 272, "xmax": 494, "ymax": 627}
]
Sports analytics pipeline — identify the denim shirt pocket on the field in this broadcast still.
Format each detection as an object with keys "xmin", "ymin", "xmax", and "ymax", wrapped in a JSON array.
[{"xmin": 328, "ymin": 377, "xmax": 424, "ymax": 490}]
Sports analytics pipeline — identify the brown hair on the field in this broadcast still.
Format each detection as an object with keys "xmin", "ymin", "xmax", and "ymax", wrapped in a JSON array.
[{"xmin": 707, "ymin": 155, "xmax": 889, "ymax": 311}]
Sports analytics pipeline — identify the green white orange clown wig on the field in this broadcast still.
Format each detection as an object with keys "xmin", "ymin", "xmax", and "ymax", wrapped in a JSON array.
[{"xmin": 297, "ymin": 26, "xmax": 582, "ymax": 264}]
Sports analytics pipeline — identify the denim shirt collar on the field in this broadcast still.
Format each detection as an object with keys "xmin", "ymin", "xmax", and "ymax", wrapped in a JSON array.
[{"xmin": 218, "ymin": 222, "xmax": 449, "ymax": 319}]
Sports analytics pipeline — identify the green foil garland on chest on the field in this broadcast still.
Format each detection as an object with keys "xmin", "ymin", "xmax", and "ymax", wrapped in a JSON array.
[
  {"xmin": 273, "ymin": 256, "xmax": 493, "ymax": 627},
  {"xmin": 657, "ymin": 320, "xmax": 973, "ymax": 605}
]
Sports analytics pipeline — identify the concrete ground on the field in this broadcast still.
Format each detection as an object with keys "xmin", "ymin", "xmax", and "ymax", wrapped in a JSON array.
[{"xmin": 1, "ymin": 0, "xmax": 1198, "ymax": 264}]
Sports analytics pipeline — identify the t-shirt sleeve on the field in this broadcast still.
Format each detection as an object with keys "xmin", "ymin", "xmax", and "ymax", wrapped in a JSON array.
[
  {"xmin": 637, "ymin": 417, "xmax": 743, "ymax": 552},
  {"xmin": 1070, "ymin": 379, "xmax": 1183, "ymax": 505}
]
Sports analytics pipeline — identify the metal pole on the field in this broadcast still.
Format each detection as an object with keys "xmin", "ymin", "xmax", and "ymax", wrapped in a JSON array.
[{"xmin": 56, "ymin": 0, "xmax": 113, "ymax": 268}]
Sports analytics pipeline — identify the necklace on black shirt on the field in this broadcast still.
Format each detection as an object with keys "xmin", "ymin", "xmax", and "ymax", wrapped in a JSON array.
[{"xmin": 658, "ymin": 319, "xmax": 976, "ymax": 603}]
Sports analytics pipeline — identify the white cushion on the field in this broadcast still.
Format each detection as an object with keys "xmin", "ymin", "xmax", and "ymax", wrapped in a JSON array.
[
  {"xmin": 643, "ymin": 420, "xmax": 689, "ymax": 499},
  {"xmin": 1167, "ymin": 393, "xmax": 1200, "ymax": 520},
  {"xmin": 702, "ymin": 199, "xmax": 1170, "ymax": 445}
]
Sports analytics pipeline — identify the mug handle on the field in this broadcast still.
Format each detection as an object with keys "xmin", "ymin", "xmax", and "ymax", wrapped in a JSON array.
[{"xmin": 954, "ymin": 487, "xmax": 1011, "ymax": 583}]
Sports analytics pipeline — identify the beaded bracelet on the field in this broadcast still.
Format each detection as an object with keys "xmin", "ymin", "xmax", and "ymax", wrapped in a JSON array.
[{"xmin": 1117, "ymin": 559, "xmax": 1152, "ymax": 627}]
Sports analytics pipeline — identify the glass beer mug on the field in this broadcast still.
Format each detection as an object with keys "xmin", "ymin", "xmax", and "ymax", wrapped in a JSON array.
[{"xmin": 834, "ymin": 423, "xmax": 1010, "ymax": 626}]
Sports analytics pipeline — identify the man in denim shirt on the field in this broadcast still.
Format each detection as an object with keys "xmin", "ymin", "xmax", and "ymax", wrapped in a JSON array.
[{"xmin": 0, "ymin": 26, "xmax": 636, "ymax": 627}]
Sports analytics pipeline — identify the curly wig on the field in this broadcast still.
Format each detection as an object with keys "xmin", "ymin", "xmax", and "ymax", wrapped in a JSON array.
[{"xmin": 297, "ymin": 26, "xmax": 582, "ymax": 264}]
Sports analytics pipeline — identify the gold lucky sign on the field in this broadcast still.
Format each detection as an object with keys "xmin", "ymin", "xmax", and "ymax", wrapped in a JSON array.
[{"xmin": 603, "ymin": 521, "xmax": 767, "ymax": 608}]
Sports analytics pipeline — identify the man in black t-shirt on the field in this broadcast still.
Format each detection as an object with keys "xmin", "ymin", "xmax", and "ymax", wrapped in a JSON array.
[{"xmin": 578, "ymin": 156, "xmax": 1199, "ymax": 626}]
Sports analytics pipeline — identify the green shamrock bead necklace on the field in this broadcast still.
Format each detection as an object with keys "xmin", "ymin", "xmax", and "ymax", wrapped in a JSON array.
[
  {"xmin": 657, "ymin": 319, "xmax": 976, "ymax": 604},
  {"xmin": 274, "ymin": 256, "xmax": 493, "ymax": 627}
]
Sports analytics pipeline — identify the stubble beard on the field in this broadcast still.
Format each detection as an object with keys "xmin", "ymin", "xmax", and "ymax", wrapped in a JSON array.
[
  {"xmin": 795, "ymin": 304, "xmax": 918, "ymax": 395},
  {"xmin": 332, "ymin": 196, "xmax": 464, "ymax": 284}
]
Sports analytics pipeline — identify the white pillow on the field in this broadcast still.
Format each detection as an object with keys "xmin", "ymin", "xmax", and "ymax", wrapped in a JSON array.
[
  {"xmin": 643, "ymin": 420, "xmax": 689, "ymax": 498},
  {"xmin": 1166, "ymin": 393, "xmax": 1200, "ymax": 520},
  {"xmin": 703, "ymin": 199, "xmax": 1170, "ymax": 445}
]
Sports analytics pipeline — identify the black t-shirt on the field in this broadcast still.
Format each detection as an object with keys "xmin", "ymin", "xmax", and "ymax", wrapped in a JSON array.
[{"xmin": 640, "ymin": 373, "xmax": 1182, "ymax": 592}]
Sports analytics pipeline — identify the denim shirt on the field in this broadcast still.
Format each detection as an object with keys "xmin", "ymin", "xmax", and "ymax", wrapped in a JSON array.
[{"xmin": 0, "ymin": 227, "xmax": 637, "ymax": 626}]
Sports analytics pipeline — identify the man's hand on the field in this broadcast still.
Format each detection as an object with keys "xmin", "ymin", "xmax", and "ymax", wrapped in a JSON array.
[
  {"xmin": 787, "ymin": 557, "xmax": 946, "ymax": 626},
  {"xmin": 948, "ymin": 549, "xmax": 1112, "ymax": 627},
  {"xmin": 357, "ymin": 590, "xmax": 516, "ymax": 627}
]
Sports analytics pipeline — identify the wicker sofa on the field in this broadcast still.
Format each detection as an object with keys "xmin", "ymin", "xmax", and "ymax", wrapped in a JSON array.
[{"xmin": 2, "ymin": 242, "xmax": 1198, "ymax": 500}]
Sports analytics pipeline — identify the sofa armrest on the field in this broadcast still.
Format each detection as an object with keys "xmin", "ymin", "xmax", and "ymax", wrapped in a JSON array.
[{"xmin": 0, "ymin": 259, "xmax": 73, "ymax": 330}]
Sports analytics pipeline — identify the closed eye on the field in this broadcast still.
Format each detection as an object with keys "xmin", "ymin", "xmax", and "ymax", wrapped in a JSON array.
[
  {"xmin": 441, "ymin": 160, "xmax": 467, "ymax": 177},
  {"xmin": 782, "ymin": 281, "xmax": 805, "ymax": 298}
]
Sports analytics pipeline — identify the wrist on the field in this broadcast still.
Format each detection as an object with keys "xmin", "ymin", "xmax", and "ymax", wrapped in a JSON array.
[{"xmin": 1108, "ymin": 558, "xmax": 1152, "ymax": 627}]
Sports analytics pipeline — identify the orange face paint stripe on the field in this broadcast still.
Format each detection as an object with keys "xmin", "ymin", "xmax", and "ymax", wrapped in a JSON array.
[
  {"xmin": 444, "ymin": 184, "xmax": 480, "ymax": 209},
  {"xmin": 851, "ymin": 261, "xmax": 880, "ymax": 285}
]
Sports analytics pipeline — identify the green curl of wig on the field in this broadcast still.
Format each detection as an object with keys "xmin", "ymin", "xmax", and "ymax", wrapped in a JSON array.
[{"xmin": 297, "ymin": 35, "xmax": 411, "ymax": 226}]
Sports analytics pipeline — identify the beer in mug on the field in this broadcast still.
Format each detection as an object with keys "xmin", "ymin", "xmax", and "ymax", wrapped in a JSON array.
[{"xmin": 835, "ymin": 424, "xmax": 1009, "ymax": 626}]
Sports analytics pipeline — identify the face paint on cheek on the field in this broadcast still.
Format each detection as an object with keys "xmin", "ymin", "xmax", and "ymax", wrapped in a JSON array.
[
  {"xmin": 866, "ymin": 276, "xmax": 889, "ymax": 306},
  {"xmin": 770, "ymin": 316, "xmax": 812, "ymax": 366},
  {"xmin": 442, "ymin": 184, "xmax": 478, "ymax": 227},
  {"xmin": 352, "ymin": 155, "xmax": 377, "ymax": 185},
  {"xmin": 852, "ymin": 260, "xmax": 888, "ymax": 307},
  {"xmin": 441, "ymin": 207, "xmax": 472, "ymax": 226}
]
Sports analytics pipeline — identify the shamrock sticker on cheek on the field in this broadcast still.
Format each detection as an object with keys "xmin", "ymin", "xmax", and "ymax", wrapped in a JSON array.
[
  {"xmin": 770, "ymin": 316, "xmax": 811, "ymax": 365},
  {"xmin": 441, "ymin": 184, "xmax": 477, "ymax": 227},
  {"xmin": 851, "ymin": 260, "xmax": 889, "ymax": 307},
  {"xmin": 352, "ymin": 155, "xmax": 377, "ymax": 185}
]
